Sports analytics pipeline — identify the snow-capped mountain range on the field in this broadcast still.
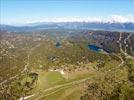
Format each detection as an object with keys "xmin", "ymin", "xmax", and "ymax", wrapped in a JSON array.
[{"xmin": 0, "ymin": 21, "xmax": 134, "ymax": 33}]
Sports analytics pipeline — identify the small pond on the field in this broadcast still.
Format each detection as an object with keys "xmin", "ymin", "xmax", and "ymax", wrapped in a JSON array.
[
  {"xmin": 55, "ymin": 42, "xmax": 61, "ymax": 48},
  {"xmin": 87, "ymin": 44, "xmax": 102, "ymax": 52}
]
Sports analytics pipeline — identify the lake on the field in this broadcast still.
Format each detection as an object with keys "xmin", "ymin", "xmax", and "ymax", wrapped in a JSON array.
[
  {"xmin": 55, "ymin": 42, "xmax": 61, "ymax": 48},
  {"xmin": 87, "ymin": 44, "xmax": 102, "ymax": 52}
]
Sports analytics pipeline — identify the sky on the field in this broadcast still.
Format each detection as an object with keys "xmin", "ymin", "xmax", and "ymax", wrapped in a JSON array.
[{"xmin": 0, "ymin": 0, "xmax": 134, "ymax": 25}]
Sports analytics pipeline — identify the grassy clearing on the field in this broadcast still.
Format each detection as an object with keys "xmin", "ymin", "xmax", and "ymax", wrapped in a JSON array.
[
  {"xmin": 28, "ymin": 69, "xmax": 96, "ymax": 100},
  {"xmin": 40, "ymin": 84, "xmax": 83, "ymax": 100},
  {"xmin": 30, "ymin": 71, "xmax": 65, "ymax": 93},
  {"xmin": 45, "ymin": 71, "xmax": 65, "ymax": 84}
]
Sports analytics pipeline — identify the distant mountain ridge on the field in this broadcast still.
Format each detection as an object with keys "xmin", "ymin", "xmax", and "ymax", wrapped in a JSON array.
[{"xmin": 0, "ymin": 22, "xmax": 134, "ymax": 32}]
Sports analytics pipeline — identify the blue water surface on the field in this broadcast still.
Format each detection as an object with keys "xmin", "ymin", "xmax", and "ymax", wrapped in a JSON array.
[
  {"xmin": 56, "ymin": 42, "xmax": 61, "ymax": 48},
  {"xmin": 87, "ymin": 45, "xmax": 102, "ymax": 52}
]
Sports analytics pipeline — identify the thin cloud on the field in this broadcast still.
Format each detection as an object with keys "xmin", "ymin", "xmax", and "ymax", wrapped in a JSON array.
[
  {"xmin": 2, "ymin": 15, "xmax": 134, "ymax": 25},
  {"xmin": 107, "ymin": 15, "xmax": 134, "ymax": 23},
  {"xmin": 39, "ymin": 15, "xmax": 134, "ymax": 23}
]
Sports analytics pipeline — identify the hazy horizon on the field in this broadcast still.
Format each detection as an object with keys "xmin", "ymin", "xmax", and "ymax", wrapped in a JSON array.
[{"xmin": 0, "ymin": 0, "xmax": 134, "ymax": 25}]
